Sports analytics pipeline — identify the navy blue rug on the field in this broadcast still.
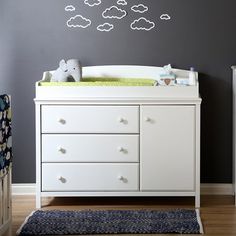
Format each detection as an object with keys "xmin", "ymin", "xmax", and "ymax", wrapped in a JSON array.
[{"xmin": 17, "ymin": 209, "xmax": 203, "ymax": 235}]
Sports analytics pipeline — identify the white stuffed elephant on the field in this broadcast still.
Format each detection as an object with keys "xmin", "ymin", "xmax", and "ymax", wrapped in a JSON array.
[{"xmin": 51, "ymin": 59, "xmax": 82, "ymax": 82}]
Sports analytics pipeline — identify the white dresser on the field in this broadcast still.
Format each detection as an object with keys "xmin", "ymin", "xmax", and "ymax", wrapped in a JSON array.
[{"xmin": 35, "ymin": 66, "xmax": 201, "ymax": 208}]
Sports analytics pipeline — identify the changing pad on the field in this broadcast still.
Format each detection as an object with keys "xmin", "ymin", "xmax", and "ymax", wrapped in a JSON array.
[{"xmin": 39, "ymin": 77, "xmax": 156, "ymax": 86}]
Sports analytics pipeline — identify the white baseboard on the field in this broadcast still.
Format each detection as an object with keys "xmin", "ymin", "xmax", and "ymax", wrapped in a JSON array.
[
  {"xmin": 12, "ymin": 183, "xmax": 234, "ymax": 196},
  {"xmin": 12, "ymin": 184, "xmax": 36, "ymax": 195}
]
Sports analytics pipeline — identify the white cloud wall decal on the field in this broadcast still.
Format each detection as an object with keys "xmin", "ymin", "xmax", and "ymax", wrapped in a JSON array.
[
  {"xmin": 67, "ymin": 15, "xmax": 92, "ymax": 28},
  {"xmin": 117, "ymin": 0, "xmax": 127, "ymax": 6},
  {"xmin": 130, "ymin": 17, "xmax": 155, "ymax": 31},
  {"xmin": 102, "ymin": 6, "xmax": 127, "ymax": 19},
  {"xmin": 84, "ymin": 0, "xmax": 101, "ymax": 7},
  {"xmin": 65, "ymin": 5, "xmax": 75, "ymax": 12},
  {"xmin": 160, "ymin": 14, "xmax": 171, "ymax": 20},
  {"xmin": 131, "ymin": 4, "xmax": 148, "ymax": 13},
  {"xmin": 97, "ymin": 23, "xmax": 114, "ymax": 32}
]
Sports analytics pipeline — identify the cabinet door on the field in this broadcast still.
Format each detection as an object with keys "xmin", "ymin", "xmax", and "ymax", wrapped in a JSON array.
[{"xmin": 141, "ymin": 106, "xmax": 195, "ymax": 191}]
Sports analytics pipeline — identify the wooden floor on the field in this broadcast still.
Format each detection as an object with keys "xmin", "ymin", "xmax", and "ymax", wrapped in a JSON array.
[{"xmin": 11, "ymin": 195, "xmax": 236, "ymax": 236}]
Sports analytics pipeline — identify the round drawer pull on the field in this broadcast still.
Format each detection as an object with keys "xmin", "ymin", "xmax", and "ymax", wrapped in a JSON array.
[
  {"xmin": 58, "ymin": 118, "xmax": 66, "ymax": 124},
  {"xmin": 118, "ymin": 117, "xmax": 125, "ymax": 123},
  {"xmin": 145, "ymin": 117, "xmax": 151, "ymax": 122},
  {"xmin": 118, "ymin": 175, "xmax": 124, "ymax": 181},
  {"xmin": 57, "ymin": 176, "xmax": 64, "ymax": 181},
  {"xmin": 57, "ymin": 176, "xmax": 66, "ymax": 183},
  {"xmin": 117, "ymin": 147, "xmax": 124, "ymax": 152},
  {"xmin": 58, "ymin": 147, "xmax": 66, "ymax": 154}
]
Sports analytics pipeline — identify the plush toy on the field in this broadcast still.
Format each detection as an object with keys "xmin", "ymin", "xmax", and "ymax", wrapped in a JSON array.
[{"xmin": 51, "ymin": 59, "xmax": 82, "ymax": 82}]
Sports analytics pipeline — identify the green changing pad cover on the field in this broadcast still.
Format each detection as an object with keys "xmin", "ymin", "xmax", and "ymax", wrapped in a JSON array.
[{"xmin": 39, "ymin": 77, "xmax": 156, "ymax": 86}]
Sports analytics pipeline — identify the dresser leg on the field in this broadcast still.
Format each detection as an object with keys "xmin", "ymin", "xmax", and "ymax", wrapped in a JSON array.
[
  {"xmin": 36, "ymin": 194, "xmax": 41, "ymax": 209},
  {"xmin": 195, "ymin": 194, "xmax": 200, "ymax": 208}
]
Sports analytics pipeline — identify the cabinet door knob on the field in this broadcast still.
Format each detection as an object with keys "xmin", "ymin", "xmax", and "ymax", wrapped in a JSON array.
[
  {"xmin": 58, "ymin": 118, "xmax": 66, "ymax": 124},
  {"xmin": 58, "ymin": 147, "xmax": 66, "ymax": 154},
  {"xmin": 145, "ymin": 117, "xmax": 151, "ymax": 122}
]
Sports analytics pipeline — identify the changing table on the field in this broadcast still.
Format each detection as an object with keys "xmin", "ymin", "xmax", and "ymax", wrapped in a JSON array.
[{"xmin": 35, "ymin": 65, "xmax": 201, "ymax": 208}]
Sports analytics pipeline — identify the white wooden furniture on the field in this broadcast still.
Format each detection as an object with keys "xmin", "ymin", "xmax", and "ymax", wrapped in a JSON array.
[{"xmin": 35, "ymin": 65, "xmax": 201, "ymax": 208}]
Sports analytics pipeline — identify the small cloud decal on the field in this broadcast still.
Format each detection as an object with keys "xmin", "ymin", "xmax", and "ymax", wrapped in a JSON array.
[
  {"xmin": 97, "ymin": 23, "xmax": 114, "ymax": 32},
  {"xmin": 84, "ymin": 0, "xmax": 101, "ymax": 7},
  {"xmin": 67, "ymin": 15, "xmax": 91, "ymax": 28},
  {"xmin": 160, "ymin": 14, "xmax": 171, "ymax": 20},
  {"xmin": 131, "ymin": 17, "xmax": 155, "ymax": 31},
  {"xmin": 131, "ymin": 4, "xmax": 148, "ymax": 13},
  {"xmin": 65, "ymin": 5, "xmax": 75, "ymax": 12},
  {"xmin": 102, "ymin": 6, "xmax": 127, "ymax": 19},
  {"xmin": 117, "ymin": 0, "xmax": 127, "ymax": 6}
]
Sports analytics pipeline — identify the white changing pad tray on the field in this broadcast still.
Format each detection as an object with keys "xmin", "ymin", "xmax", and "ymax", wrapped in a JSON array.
[{"xmin": 35, "ymin": 66, "xmax": 200, "ymax": 100}]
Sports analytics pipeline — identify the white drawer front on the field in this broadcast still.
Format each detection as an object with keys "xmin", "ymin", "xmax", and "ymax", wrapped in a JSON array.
[
  {"xmin": 42, "ymin": 163, "xmax": 139, "ymax": 191},
  {"xmin": 41, "ymin": 106, "xmax": 139, "ymax": 133},
  {"xmin": 42, "ymin": 134, "xmax": 139, "ymax": 163}
]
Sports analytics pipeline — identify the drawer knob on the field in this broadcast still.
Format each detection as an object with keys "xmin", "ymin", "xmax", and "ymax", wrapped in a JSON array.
[
  {"xmin": 145, "ymin": 117, "xmax": 151, "ymax": 122},
  {"xmin": 58, "ymin": 118, "xmax": 66, "ymax": 124},
  {"xmin": 118, "ymin": 117, "xmax": 125, "ymax": 123},
  {"xmin": 58, "ymin": 147, "xmax": 66, "ymax": 154},
  {"xmin": 118, "ymin": 175, "xmax": 124, "ymax": 181},
  {"xmin": 118, "ymin": 147, "xmax": 124, "ymax": 152},
  {"xmin": 57, "ymin": 176, "xmax": 64, "ymax": 181},
  {"xmin": 57, "ymin": 176, "xmax": 66, "ymax": 183}
]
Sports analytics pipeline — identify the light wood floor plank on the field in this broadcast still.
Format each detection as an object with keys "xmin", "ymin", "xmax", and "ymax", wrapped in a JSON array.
[{"xmin": 11, "ymin": 195, "xmax": 236, "ymax": 236}]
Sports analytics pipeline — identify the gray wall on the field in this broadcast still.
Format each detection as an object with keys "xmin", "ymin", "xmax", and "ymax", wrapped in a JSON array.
[{"xmin": 0, "ymin": 0, "xmax": 235, "ymax": 183}]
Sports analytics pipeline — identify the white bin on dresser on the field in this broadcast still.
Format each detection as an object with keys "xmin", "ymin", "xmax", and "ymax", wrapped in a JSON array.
[{"xmin": 35, "ymin": 65, "xmax": 202, "ymax": 209}]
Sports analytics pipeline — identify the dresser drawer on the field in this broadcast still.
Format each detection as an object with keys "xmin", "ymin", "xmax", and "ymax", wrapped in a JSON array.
[
  {"xmin": 42, "ymin": 163, "xmax": 139, "ymax": 192},
  {"xmin": 41, "ymin": 106, "xmax": 139, "ymax": 134},
  {"xmin": 42, "ymin": 134, "xmax": 139, "ymax": 163}
]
